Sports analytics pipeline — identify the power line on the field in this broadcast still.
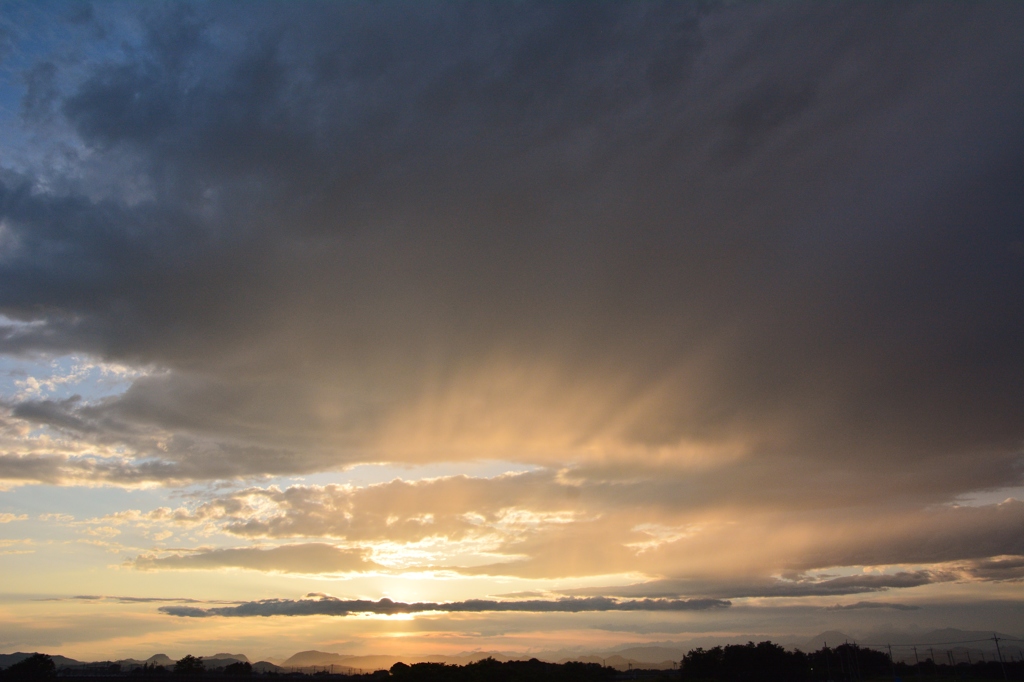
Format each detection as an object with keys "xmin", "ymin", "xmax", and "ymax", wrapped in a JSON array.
[{"xmin": 863, "ymin": 637, "xmax": 1021, "ymax": 648}]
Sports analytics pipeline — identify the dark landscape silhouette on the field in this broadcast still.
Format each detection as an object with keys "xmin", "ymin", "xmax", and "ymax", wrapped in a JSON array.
[{"xmin": 3, "ymin": 638, "xmax": 1023, "ymax": 682}]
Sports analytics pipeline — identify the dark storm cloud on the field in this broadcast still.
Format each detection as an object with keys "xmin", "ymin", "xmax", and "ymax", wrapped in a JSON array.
[
  {"xmin": 3, "ymin": 2, "xmax": 1023, "ymax": 481},
  {"xmin": 12, "ymin": 396, "xmax": 95, "ymax": 432},
  {"xmin": 159, "ymin": 595, "xmax": 730, "ymax": 618},
  {"xmin": 0, "ymin": 1, "xmax": 1023, "ymax": 583},
  {"xmin": 21, "ymin": 61, "xmax": 59, "ymax": 123}
]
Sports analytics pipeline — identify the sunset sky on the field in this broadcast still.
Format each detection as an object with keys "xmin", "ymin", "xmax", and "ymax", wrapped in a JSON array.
[{"xmin": 1, "ymin": 0, "xmax": 1023, "ymax": 662}]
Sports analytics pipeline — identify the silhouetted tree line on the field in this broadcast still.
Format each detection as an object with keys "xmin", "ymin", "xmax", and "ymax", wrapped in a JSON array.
[
  {"xmin": 6, "ymin": 648, "xmax": 1021, "ymax": 682},
  {"xmin": 389, "ymin": 658, "xmax": 615, "ymax": 682},
  {"xmin": 680, "ymin": 641, "xmax": 1024, "ymax": 682},
  {"xmin": 2, "ymin": 655, "xmax": 614, "ymax": 682},
  {"xmin": 130, "ymin": 656, "xmax": 252, "ymax": 679},
  {"xmin": 0, "ymin": 656, "xmax": 252, "ymax": 681}
]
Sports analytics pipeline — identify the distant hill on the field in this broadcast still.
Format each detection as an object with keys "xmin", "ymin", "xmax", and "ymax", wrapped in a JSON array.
[
  {"xmin": 9, "ymin": 630, "xmax": 1022, "ymax": 676},
  {"xmin": 0, "ymin": 649, "xmax": 665, "ymax": 675},
  {"xmin": 200, "ymin": 654, "xmax": 250, "ymax": 668},
  {"xmin": 421, "ymin": 653, "xmax": 513, "ymax": 666},
  {"xmin": 282, "ymin": 651, "xmax": 355, "ymax": 668},
  {"xmin": 805, "ymin": 628, "xmax": 1022, "ymax": 649},
  {"xmin": 107, "ymin": 647, "xmax": 246, "ymax": 667},
  {"xmin": 307, "ymin": 655, "xmax": 400, "ymax": 672},
  {"xmin": 613, "ymin": 647, "xmax": 687, "ymax": 663},
  {"xmin": 883, "ymin": 628, "xmax": 1019, "ymax": 645},
  {"xmin": 116, "ymin": 654, "xmax": 175, "ymax": 669},
  {"xmin": 556, "ymin": 654, "xmax": 676, "ymax": 671},
  {"xmin": 0, "ymin": 653, "xmax": 81, "ymax": 669},
  {"xmin": 206, "ymin": 653, "xmax": 250, "ymax": 662},
  {"xmin": 803, "ymin": 631, "xmax": 857, "ymax": 651},
  {"xmin": 282, "ymin": 652, "xmax": 517, "ymax": 672}
]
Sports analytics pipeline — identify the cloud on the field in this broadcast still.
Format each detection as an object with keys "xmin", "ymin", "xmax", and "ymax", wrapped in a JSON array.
[
  {"xmin": 36, "ymin": 595, "xmax": 240, "ymax": 604},
  {"xmin": 486, "ymin": 497, "xmax": 1024, "ymax": 581},
  {"xmin": 0, "ymin": 452, "xmax": 193, "ymax": 487},
  {"xmin": 564, "ymin": 571, "xmax": 950, "ymax": 601},
  {"xmin": 0, "ymin": 2, "xmax": 1019, "ymax": 493},
  {"xmin": 185, "ymin": 471, "xmax": 586, "ymax": 543},
  {"xmin": 730, "ymin": 572, "xmax": 948, "ymax": 598},
  {"xmin": 159, "ymin": 595, "xmax": 730, "ymax": 618},
  {"xmin": 130, "ymin": 543, "xmax": 381, "ymax": 574},
  {"xmin": 825, "ymin": 601, "xmax": 920, "ymax": 611},
  {"xmin": 1, "ymin": 0, "xmax": 1024, "ymax": 617},
  {"xmin": 958, "ymin": 555, "xmax": 1024, "ymax": 582},
  {"xmin": 0, "ymin": 512, "xmax": 27, "ymax": 523},
  {"xmin": 112, "ymin": 476, "xmax": 1024, "ymax": 583}
]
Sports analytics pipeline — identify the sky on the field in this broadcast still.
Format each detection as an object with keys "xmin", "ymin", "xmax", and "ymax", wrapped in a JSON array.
[{"xmin": 0, "ymin": 0, "xmax": 1023, "ymax": 663}]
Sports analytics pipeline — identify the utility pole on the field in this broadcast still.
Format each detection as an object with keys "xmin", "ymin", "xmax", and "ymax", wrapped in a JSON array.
[
  {"xmin": 993, "ymin": 635, "xmax": 1008, "ymax": 681},
  {"xmin": 826, "ymin": 642, "xmax": 833, "ymax": 682},
  {"xmin": 887, "ymin": 644, "xmax": 896, "ymax": 682},
  {"xmin": 913, "ymin": 646, "xmax": 922, "ymax": 681}
]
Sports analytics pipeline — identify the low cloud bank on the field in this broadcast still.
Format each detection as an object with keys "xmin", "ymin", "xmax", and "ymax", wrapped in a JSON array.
[
  {"xmin": 131, "ymin": 543, "xmax": 380, "ymax": 574},
  {"xmin": 160, "ymin": 596, "xmax": 730, "ymax": 618},
  {"xmin": 37, "ymin": 595, "xmax": 241, "ymax": 605},
  {"xmin": 564, "ymin": 570, "xmax": 948, "ymax": 600},
  {"xmin": 825, "ymin": 601, "xmax": 920, "ymax": 611}
]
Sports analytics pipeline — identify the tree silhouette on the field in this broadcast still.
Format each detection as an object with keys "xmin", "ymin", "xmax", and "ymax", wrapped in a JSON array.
[
  {"xmin": 223, "ymin": 662, "xmax": 252, "ymax": 677},
  {"xmin": 4, "ymin": 654, "xmax": 56, "ymax": 680},
  {"xmin": 134, "ymin": 662, "xmax": 168, "ymax": 677},
  {"xmin": 682, "ymin": 642, "xmax": 805, "ymax": 682},
  {"xmin": 390, "ymin": 657, "xmax": 614, "ymax": 682},
  {"xmin": 682, "ymin": 641, "xmax": 926, "ymax": 682},
  {"xmin": 174, "ymin": 656, "xmax": 205, "ymax": 677}
]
